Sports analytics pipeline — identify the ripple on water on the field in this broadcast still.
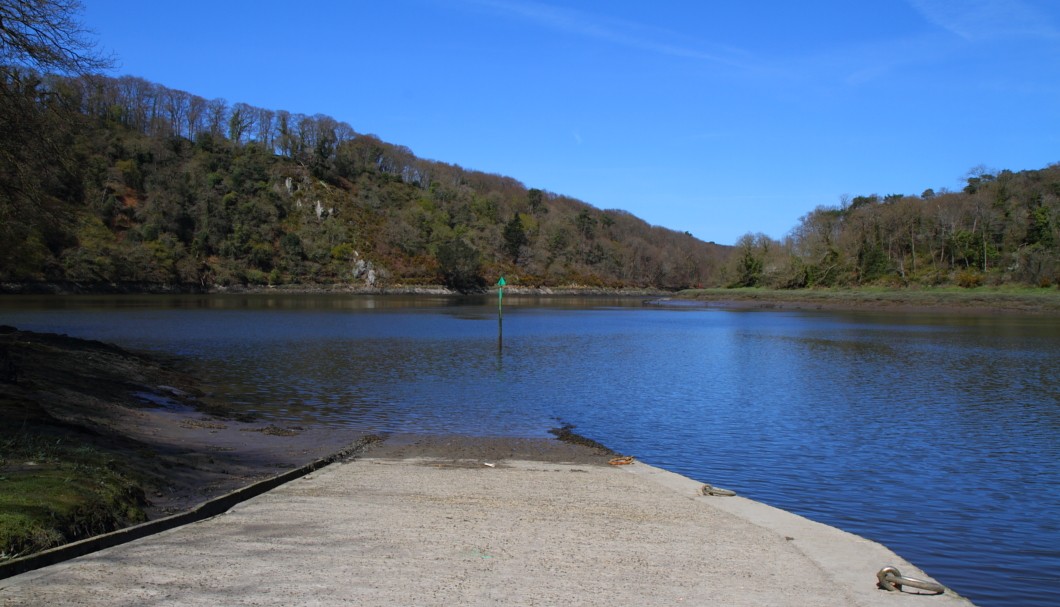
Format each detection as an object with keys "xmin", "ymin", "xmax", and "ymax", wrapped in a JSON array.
[{"xmin": 1, "ymin": 297, "xmax": 1057, "ymax": 607}]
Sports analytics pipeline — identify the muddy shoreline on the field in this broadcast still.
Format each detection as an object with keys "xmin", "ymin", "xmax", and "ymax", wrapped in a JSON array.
[
  {"xmin": 6, "ymin": 282, "xmax": 1057, "ymax": 314},
  {"xmin": 0, "ymin": 326, "xmax": 612, "ymax": 560},
  {"xmin": 0, "ymin": 326, "xmax": 362, "ymax": 557},
  {"xmin": 661, "ymin": 287, "xmax": 1060, "ymax": 315},
  {"xmin": 0, "ymin": 281, "xmax": 667, "ymax": 297}
]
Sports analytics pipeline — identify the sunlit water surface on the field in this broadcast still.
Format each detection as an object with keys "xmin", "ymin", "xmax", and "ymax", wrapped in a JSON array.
[{"xmin": 2, "ymin": 294, "xmax": 1057, "ymax": 607}]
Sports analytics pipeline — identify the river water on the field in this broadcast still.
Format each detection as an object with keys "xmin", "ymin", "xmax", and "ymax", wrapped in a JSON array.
[{"xmin": 2, "ymin": 294, "xmax": 1057, "ymax": 607}]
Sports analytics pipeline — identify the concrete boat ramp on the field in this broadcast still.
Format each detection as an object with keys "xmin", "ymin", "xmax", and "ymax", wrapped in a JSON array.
[{"xmin": 1, "ymin": 438, "xmax": 974, "ymax": 606}]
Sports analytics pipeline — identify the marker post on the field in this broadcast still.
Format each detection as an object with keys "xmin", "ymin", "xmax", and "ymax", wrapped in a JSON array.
[
  {"xmin": 497, "ymin": 276, "xmax": 505, "ymax": 319},
  {"xmin": 497, "ymin": 276, "xmax": 505, "ymax": 351}
]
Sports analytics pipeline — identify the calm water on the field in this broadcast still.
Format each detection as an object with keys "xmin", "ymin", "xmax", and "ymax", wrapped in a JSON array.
[{"xmin": 2, "ymin": 294, "xmax": 1058, "ymax": 607}]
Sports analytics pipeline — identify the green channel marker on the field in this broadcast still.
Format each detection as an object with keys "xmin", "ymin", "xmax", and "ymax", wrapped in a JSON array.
[{"xmin": 497, "ymin": 276, "xmax": 506, "ymax": 319}]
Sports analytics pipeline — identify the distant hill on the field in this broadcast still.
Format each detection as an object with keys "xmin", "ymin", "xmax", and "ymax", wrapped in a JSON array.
[{"xmin": 0, "ymin": 71, "xmax": 728, "ymax": 292}]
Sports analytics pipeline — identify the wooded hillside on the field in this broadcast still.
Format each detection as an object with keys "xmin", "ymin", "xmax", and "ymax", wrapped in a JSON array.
[
  {"xmin": 0, "ymin": 70, "xmax": 727, "ymax": 292},
  {"xmin": 727, "ymin": 167, "xmax": 1060, "ymax": 289},
  {"xmin": 3, "ymin": 1, "xmax": 1057, "ymax": 294}
]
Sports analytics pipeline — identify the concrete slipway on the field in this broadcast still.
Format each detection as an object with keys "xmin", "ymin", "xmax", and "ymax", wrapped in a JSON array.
[{"xmin": 0, "ymin": 449, "xmax": 976, "ymax": 606}]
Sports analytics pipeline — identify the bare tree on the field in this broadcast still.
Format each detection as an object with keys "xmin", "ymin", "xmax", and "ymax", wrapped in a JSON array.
[
  {"xmin": 160, "ymin": 86, "xmax": 189, "ymax": 137},
  {"xmin": 254, "ymin": 105, "xmax": 274, "ymax": 147},
  {"xmin": 116, "ymin": 75, "xmax": 154, "ymax": 130},
  {"xmin": 228, "ymin": 101, "xmax": 254, "ymax": 143},
  {"xmin": 0, "ymin": 0, "xmax": 112, "ymax": 74},
  {"xmin": 205, "ymin": 97, "xmax": 227, "ymax": 137},
  {"xmin": 185, "ymin": 93, "xmax": 206, "ymax": 137},
  {"xmin": 0, "ymin": 0, "xmax": 113, "ymax": 279}
]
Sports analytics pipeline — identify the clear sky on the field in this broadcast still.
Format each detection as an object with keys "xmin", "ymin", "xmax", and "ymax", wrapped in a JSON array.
[{"xmin": 79, "ymin": 0, "xmax": 1060, "ymax": 246}]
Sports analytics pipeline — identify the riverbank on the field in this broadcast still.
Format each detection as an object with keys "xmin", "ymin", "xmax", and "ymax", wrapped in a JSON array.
[
  {"xmin": 0, "ymin": 281, "xmax": 667, "ymax": 297},
  {"xmin": 666, "ymin": 286, "xmax": 1060, "ymax": 314},
  {"xmin": 7, "ymin": 281, "xmax": 1059, "ymax": 314},
  {"xmin": 0, "ymin": 326, "xmax": 363, "ymax": 560},
  {"xmin": 0, "ymin": 326, "xmax": 624, "ymax": 562}
]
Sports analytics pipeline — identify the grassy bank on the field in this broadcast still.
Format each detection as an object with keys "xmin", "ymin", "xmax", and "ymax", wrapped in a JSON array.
[
  {"xmin": 0, "ymin": 325, "xmax": 270, "ymax": 561},
  {"xmin": 0, "ymin": 327, "xmax": 198, "ymax": 560},
  {"xmin": 1, "ymin": 326, "xmax": 367, "ymax": 564},
  {"xmin": 0, "ymin": 430, "xmax": 149, "ymax": 560},
  {"xmin": 673, "ymin": 286, "xmax": 1060, "ymax": 314}
]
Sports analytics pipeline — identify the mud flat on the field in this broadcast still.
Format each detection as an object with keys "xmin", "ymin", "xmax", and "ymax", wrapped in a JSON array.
[
  {"xmin": 1, "ymin": 434, "xmax": 975, "ymax": 607},
  {"xmin": 664, "ymin": 287, "xmax": 1060, "ymax": 315},
  {"xmin": 0, "ymin": 326, "xmax": 364, "ymax": 558}
]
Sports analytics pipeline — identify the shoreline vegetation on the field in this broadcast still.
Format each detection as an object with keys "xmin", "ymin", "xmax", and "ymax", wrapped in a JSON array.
[
  {"xmin": 0, "ymin": 281, "xmax": 668, "ymax": 297},
  {"xmin": 668, "ymin": 286, "xmax": 1060, "ymax": 315}
]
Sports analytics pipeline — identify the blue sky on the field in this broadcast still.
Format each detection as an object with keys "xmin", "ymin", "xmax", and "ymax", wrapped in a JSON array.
[{"xmin": 81, "ymin": 1, "xmax": 1060, "ymax": 245}]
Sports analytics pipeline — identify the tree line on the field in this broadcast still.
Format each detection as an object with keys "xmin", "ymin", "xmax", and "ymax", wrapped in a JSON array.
[
  {"xmin": 1, "ymin": 66, "xmax": 727, "ymax": 291},
  {"xmin": 727, "ymin": 167, "xmax": 1059, "ymax": 289},
  {"xmin": 3, "ymin": 0, "xmax": 1056, "ymax": 293}
]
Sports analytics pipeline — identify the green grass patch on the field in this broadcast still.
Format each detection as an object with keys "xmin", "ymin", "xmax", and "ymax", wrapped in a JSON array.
[{"xmin": 0, "ymin": 433, "xmax": 148, "ymax": 561}]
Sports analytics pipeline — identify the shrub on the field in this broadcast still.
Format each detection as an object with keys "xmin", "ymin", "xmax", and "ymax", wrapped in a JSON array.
[
  {"xmin": 956, "ymin": 270, "xmax": 984, "ymax": 288},
  {"xmin": 436, "ymin": 238, "xmax": 484, "ymax": 292}
]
